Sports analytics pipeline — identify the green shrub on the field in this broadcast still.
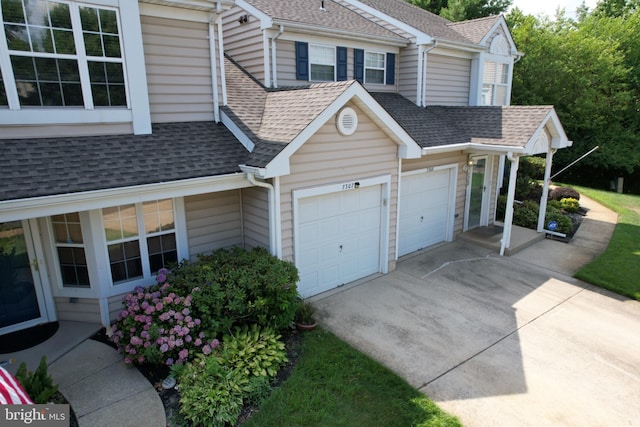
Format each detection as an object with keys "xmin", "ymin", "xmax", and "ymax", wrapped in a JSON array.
[
  {"xmin": 545, "ymin": 207, "xmax": 573, "ymax": 234},
  {"xmin": 520, "ymin": 156, "xmax": 546, "ymax": 180},
  {"xmin": 14, "ymin": 357, "xmax": 58, "ymax": 404},
  {"xmin": 178, "ymin": 325, "xmax": 287, "ymax": 427},
  {"xmin": 547, "ymin": 199, "xmax": 563, "ymax": 210},
  {"xmin": 166, "ymin": 247, "xmax": 299, "ymax": 338},
  {"xmin": 560, "ymin": 197, "xmax": 580, "ymax": 213},
  {"xmin": 221, "ymin": 324, "xmax": 287, "ymax": 378},
  {"xmin": 513, "ymin": 201, "xmax": 540, "ymax": 229},
  {"xmin": 550, "ymin": 186, "xmax": 580, "ymax": 201}
]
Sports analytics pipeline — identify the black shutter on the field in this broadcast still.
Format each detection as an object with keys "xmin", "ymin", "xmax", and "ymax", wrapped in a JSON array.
[
  {"xmin": 386, "ymin": 53, "xmax": 396, "ymax": 85},
  {"xmin": 295, "ymin": 41, "xmax": 309, "ymax": 80},
  {"xmin": 337, "ymin": 46, "xmax": 347, "ymax": 81},
  {"xmin": 354, "ymin": 48, "xmax": 364, "ymax": 83}
]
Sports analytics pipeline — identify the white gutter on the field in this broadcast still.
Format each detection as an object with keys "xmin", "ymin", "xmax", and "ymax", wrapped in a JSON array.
[
  {"xmin": 271, "ymin": 20, "xmax": 409, "ymax": 47},
  {"xmin": 263, "ymin": 31, "xmax": 271, "ymax": 89},
  {"xmin": 246, "ymin": 173, "xmax": 278, "ymax": 257},
  {"xmin": 270, "ymin": 25, "xmax": 284, "ymax": 88},
  {"xmin": 209, "ymin": 17, "xmax": 220, "ymax": 122},
  {"xmin": 422, "ymin": 143, "xmax": 525, "ymax": 156},
  {"xmin": 417, "ymin": 41, "xmax": 438, "ymax": 107},
  {"xmin": 500, "ymin": 151, "xmax": 520, "ymax": 256},
  {"xmin": 217, "ymin": 15, "xmax": 227, "ymax": 105}
]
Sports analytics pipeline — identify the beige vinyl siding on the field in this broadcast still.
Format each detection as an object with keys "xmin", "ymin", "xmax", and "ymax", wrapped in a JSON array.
[
  {"xmin": 184, "ymin": 191, "xmax": 243, "ymax": 260},
  {"xmin": 398, "ymin": 43, "xmax": 419, "ymax": 103},
  {"xmin": 109, "ymin": 294, "xmax": 125, "ymax": 322},
  {"xmin": 425, "ymin": 54, "xmax": 471, "ymax": 106},
  {"xmin": 275, "ymin": 40, "xmax": 298, "ymax": 87},
  {"xmin": 402, "ymin": 152, "xmax": 467, "ymax": 234},
  {"xmin": 0, "ymin": 123, "xmax": 133, "ymax": 139},
  {"xmin": 242, "ymin": 187, "xmax": 270, "ymax": 250},
  {"xmin": 222, "ymin": 8, "xmax": 265, "ymax": 83},
  {"xmin": 279, "ymin": 103, "xmax": 399, "ymax": 271},
  {"xmin": 54, "ymin": 297, "xmax": 101, "ymax": 323},
  {"xmin": 142, "ymin": 16, "xmax": 214, "ymax": 123}
]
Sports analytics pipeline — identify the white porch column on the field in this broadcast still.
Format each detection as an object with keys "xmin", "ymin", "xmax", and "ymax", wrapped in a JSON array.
[
  {"xmin": 537, "ymin": 148, "xmax": 557, "ymax": 232},
  {"xmin": 500, "ymin": 153, "xmax": 520, "ymax": 256}
]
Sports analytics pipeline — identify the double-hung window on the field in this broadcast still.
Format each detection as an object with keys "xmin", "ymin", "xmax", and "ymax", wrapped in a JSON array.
[
  {"xmin": 51, "ymin": 212, "xmax": 90, "ymax": 288},
  {"xmin": 0, "ymin": 0, "xmax": 126, "ymax": 108},
  {"xmin": 103, "ymin": 199, "xmax": 177, "ymax": 285},
  {"xmin": 309, "ymin": 45, "xmax": 335, "ymax": 82},
  {"xmin": 482, "ymin": 61, "xmax": 509, "ymax": 106},
  {"xmin": 364, "ymin": 51, "xmax": 385, "ymax": 84}
]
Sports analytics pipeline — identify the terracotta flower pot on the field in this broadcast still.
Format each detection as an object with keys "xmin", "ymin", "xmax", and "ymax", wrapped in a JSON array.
[{"xmin": 295, "ymin": 321, "xmax": 317, "ymax": 331}]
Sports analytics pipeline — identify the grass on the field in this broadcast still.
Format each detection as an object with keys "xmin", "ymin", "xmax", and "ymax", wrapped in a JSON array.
[
  {"xmin": 244, "ymin": 329, "xmax": 461, "ymax": 427},
  {"xmin": 570, "ymin": 185, "xmax": 640, "ymax": 300}
]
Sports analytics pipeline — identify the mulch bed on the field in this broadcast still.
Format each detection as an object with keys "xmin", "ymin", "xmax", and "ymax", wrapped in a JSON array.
[
  {"xmin": 90, "ymin": 326, "xmax": 305, "ymax": 426},
  {"xmin": 545, "ymin": 207, "xmax": 588, "ymax": 243}
]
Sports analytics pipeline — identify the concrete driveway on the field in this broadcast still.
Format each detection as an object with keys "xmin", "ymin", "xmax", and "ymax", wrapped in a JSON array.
[{"xmin": 313, "ymin": 200, "xmax": 640, "ymax": 426}]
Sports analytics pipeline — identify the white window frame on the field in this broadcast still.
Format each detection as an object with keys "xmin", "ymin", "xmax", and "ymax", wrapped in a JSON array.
[
  {"xmin": 50, "ymin": 212, "xmax": 91, "ymax": 289},
  {"xmin": 481, "ymin": 60, "xmax": 510, "ymax": 106},
  {"xmin": 0, "ymin": 0, "xmax": 151, "ymax": 133},
  {"xmin": 309, "ymin": 44, "xmax": 336, "ymax": 82},
  {"xmin": 364, "ymin": 51, "xmax": 385, "ymax": 85},
  {"xmin": 102, "ymin": 199, "xmax": 179, "ymax": 287}
]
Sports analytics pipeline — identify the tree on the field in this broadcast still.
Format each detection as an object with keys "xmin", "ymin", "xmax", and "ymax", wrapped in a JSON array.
[
  {"xmin": 405, "ymin": 0, "xmax": 512, "ymax": 21},
  {"xmin": 507, "ymin": 7, "xmax": 640, "ymax": 191}
]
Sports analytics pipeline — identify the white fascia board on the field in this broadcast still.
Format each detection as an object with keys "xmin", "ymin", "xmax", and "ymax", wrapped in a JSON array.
[
  {"xmin": 263, "ymin": 84, "xmax": 421, "ymax": 178},
  {"xmin": 139, "ymin": 3, "xmax": 216, "ymax": 22},
  {"xmin": 543, "ymin": 109, "xmax": 572, "ymax": 149},
  {"xmin": 479, "ymin": 17, "xmax": 520, "ymax": 57},
  {"xmin": 140, "ymin": 0, "xmax": 234, "ymax": 13},
  {"xmin": 0, "ymin": 174, "xmax": 251, "ymax": 223},
  {"xmin": 220, "ymin": 109, "xmax": 255, "ymax": 152},
  {"xmin": 234, "ymin": 0, "xmax": 273, "ymax": 29},
  {"xmin": 239, "ymin": 164, "xmax": 268, "ymax": 178},
  {"xmin": 343, "ymin": 0, "xmax": 432, "ymax": 44},
  {"xmin": 273, "ymin": 20, "xmax": 409, "ymax": 47},
  {"xmin": 421, "ymin": 143, "xmax": 524, "ymax": 156},
  {"xmin": 432, "ymin": 38, "xmax": 485, "ymax": 53}
]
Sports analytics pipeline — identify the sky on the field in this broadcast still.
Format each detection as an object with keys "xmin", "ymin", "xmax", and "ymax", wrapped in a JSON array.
[{"xmin": 510, "ymin": 0, "xmax": 599, "ymax": 19}]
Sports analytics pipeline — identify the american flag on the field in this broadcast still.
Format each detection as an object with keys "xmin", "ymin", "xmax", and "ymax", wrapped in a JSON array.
[{"xmin": 0, "ymin": 366, "xmax": 33, "ymax": 404}]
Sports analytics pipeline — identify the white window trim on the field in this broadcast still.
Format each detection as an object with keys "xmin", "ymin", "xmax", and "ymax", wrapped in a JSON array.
[
  {"xmin": 0, "ymin": 0, "xmax": 151, "ymax": 133},
  {"xmin": 309, "ymin": 44, "xmax": 336, "ymax": 82},
  {"xmin": 471, "ymin": 52, "xmax": 514, "ymax": 106},
  {"xmin": 364, "ymin": 50, "xmax": 386, "ymax": 85}
]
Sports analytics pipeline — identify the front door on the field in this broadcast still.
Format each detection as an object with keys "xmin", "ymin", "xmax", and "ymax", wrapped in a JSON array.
[
  {"xmin": 0, "ymin": 221, "xmax": 49, "ymax": 334},
  {"xmin": 466, "ymin": 156, "xmax": 490, "ymax": 230}
]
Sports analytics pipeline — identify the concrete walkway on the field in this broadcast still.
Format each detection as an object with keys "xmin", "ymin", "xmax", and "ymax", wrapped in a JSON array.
[{"xmin": 314, "ymin": 196, "xmax": 640, "ymax": 426}]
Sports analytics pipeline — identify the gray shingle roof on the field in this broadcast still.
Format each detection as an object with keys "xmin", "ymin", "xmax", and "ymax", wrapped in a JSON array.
[
  {"xmin": 0, "ymin": 122, "xmax": 248, "ymax": 201},
  {"xmin": 224, "ymin": 56, "xmax": 358, "ymax": 167},
  {"xmin": 244, "ymin": 0, "xmax": 406, "ymax": 43},
  {"xmin": 448, "ymin": 15, "xmax": 501, "ymax": 45},
  {"xmin": 371, "ymin": 92, "xmax": 553, "ymax": 149},
  {"xmin": 351, "ymin": 0, "xmax": 474, "ymax": 44}
]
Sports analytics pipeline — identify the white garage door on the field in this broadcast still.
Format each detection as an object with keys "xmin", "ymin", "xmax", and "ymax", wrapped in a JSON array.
[
  {"xmin": 398, "ymin": 168, "xmax": 454, "ymax": 257},
  {"xmin": 297, "ymin": 185, "xmax": 382, "ymax": 297}
]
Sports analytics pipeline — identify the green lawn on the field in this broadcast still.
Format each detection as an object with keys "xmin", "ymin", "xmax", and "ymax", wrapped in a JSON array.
[
  {"xmin": 244, "ymin": 329, "xmax": 461, "ymax": 427},
  {"xmin": 571, "ymin": 185, "xmax": 640, "ymax": 300}
]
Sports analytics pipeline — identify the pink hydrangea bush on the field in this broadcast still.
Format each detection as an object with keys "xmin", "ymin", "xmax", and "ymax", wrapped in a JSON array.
[{"xmin": 110, "ymin": 269, "xmax": 219, "ymax": 366}]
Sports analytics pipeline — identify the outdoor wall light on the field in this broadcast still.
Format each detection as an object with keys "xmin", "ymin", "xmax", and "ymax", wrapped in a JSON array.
[{"xmin": 238, "ymin": 14, "xmax": 248, "ymax": 24}]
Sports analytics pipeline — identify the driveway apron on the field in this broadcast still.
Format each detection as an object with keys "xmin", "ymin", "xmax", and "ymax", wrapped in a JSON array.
[{"xmin": 314, "ymin": 241, "xmax": 640, "ymax": 427}]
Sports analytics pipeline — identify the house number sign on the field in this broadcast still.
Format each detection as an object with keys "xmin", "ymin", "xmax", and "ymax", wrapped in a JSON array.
[{"xmin": 341, "ymin": 182, "xmax": 360, "ymax": 191}]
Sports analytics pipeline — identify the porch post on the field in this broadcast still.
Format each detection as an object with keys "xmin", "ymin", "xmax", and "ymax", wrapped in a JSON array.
[
  {"xmin": 537, "ymin": 148, "xmax": 557, "ymax": 232},
  {"xmin": 500, "ymin": 153, "xmax": 520, "ymax": 256}
]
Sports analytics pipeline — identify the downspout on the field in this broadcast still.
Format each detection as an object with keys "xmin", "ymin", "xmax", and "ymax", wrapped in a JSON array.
[
  {"xmin": 417, "ymin": 41, "xmax": 438, "ymax": 107},
  {"xmin": 270, "ymin": 25, "xmax": 284, "ymax": 88},
  {"xmin": 500, "ymin": 152, "xmax": 520, "ymax": 256},
  {"xmin": 209, "ymin": 17, "xmax": 220, "ymax": 122},
  {"xmin": 246, "ymin": 173, "xmax": 278, "ymax": 257},
  {"xmin": 537, "ymin": 147, "xmax": 557, "ymax": 232},
  {"xmin": 217, "ymin": 15, "xmax": 227, "ymax": 105},
  {"xmin": 263, "ymin": 32, "xmax": 271, "ymax": 89}
]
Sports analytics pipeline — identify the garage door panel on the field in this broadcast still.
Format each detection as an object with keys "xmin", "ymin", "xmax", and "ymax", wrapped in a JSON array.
[
  {"xmin": 398, "ymin": 169, "xmax": 454, "ymax": 257},
  {"xmin": 297, "ymin": 185, "xmax": 383, "ymax": 297}
]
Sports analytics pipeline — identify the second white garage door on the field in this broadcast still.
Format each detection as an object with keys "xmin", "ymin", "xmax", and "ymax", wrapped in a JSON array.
[
  {"xmin": 296, "ymin": 185, "xmax": 383, "ymax": 298},
  {"xmin": 398, "ymin": 167, "xmax": 455, "ymax": 257}
]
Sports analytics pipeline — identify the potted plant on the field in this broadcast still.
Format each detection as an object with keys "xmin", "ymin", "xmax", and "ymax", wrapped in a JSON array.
[{"xmin": 294, "ymin": 300, "xmax": 317, "ymax": 331}]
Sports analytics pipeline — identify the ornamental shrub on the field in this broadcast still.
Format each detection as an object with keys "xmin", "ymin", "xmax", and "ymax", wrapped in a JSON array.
[
  {"xmin": 545, "ymin": 207, "xmax": 573, "ymax": 234},
  {"xmin": 15, "ymin": 356, "xmax": 57, "ymax": 404},
  {"xmin": 560, "ymin": 197, "xmax": 580, "ymax": 213},
  {"xmin": 513, "ymin": 200, "xmax": 540, "ymax": 229},
  {"xmin": 550, "ymin": 186, "xmax": 580, "ymax": 201},
  {"xmin": 110, "ymin": 275, "xmax": 219, "ymax": 366},
  {"xmin": 178, "ymin": 325, "xmax": 287, "ymax": 427},
  {"xmin": 165, "ymin": 247, "xmax": 299, "ymax": 338}
]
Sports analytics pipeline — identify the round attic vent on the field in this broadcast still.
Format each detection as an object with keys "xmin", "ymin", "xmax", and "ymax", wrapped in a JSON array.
[{"xmin": 336, "ymin": 107, "xmax": 358, "ymax": 136}]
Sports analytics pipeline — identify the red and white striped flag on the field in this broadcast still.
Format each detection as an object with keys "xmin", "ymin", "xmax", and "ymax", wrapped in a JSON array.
[{"xmin": 0, "ymin": 366, "xmax": 33, "ymax": 404}]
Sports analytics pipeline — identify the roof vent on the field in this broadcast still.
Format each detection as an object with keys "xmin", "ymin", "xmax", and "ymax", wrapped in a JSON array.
[
  {"xmin": 336, "ymin": 107, "xmax": 358, "ymax": 136},
  {"xmin": 320, "ymin": 0, "xmax": 326, "ymax": 11}
]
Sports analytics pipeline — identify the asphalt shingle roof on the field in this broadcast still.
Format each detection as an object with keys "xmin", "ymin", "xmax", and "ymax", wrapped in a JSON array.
[
  {"xmin": 351, "ymin": 0, "xmax": 474, "ymax": 44},
  {"xmin": 0, "ymin": 122, "xmax": 248, "ymax": 201},
  {"xmin": 223, "ymin": 56, "xmax": 358, "ymax": 167},
  {"xmin": 371, "ymin": 92, "xmax": 553, "ymax": 149},
  {"xmin": 448, "ymin": 15, "xmax": 501, "ymax": 45},
  {"xmin": 244, "ymin": 0, "xmax": 406, "ymax": 43}
]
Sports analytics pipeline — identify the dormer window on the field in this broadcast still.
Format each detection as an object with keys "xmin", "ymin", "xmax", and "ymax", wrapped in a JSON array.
[
  {"xmin": 482, "ymin": 61, "xmax": 509, "ymax": 106},
  {"xmin": 1, "ymin": 0, "xmax": 126, "ymax": 109}
]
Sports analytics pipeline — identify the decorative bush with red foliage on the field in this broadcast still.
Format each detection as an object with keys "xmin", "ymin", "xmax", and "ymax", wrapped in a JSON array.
[{"xmin": 550, "ymin": 186, "xmax": 580, "ymax": 201}]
